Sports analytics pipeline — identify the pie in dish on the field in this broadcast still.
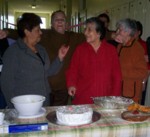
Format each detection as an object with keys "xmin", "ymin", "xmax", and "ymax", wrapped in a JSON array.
[{"xmin": 121, "ymin": 103, "xmax": 150, "ymax": 122}]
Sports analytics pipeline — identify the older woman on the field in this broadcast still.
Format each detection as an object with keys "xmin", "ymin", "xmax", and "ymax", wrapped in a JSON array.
[
  {"xmin": 0, "ymin": 13, "xmax": 69, "ymax": 108},
  {"xmin": 66, "ymin": 17, "xmax": 122, "ymax": 105},
  {"xmin": 115, "ymin": 18, "xmax": 148, "ymax": 103}
]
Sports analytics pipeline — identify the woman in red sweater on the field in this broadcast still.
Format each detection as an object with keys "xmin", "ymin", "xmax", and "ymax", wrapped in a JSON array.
[{"xmin": 66, "ymin": 17, "xmax": 122, "ymax": 105}]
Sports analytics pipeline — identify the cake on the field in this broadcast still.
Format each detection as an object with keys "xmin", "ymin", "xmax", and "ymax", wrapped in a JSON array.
[{"xmin": 56, "ymin": 105, "xmax": 93, "ymax": 126}]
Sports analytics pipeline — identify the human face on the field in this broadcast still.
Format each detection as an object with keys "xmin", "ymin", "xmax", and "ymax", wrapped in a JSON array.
[
  {"xmin": 26, "ymin": 25, "xmax": 42, "ymax": 45},
  {"xmin": 115, "ymin": 26, "xmax": 130, "ymax": 45},
  {"xmin": 84, "ymin": 22, "xmax": 100, "ymax": 44},
  {"xmin": 99, "ymin": 17, "xmax": 109, "ymax": 29},
  {"xmin": 51, "ymin": 12, "xmax": 66, "ymax": 34}
]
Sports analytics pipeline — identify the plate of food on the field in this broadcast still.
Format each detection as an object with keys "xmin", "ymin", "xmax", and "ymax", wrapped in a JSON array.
[
  {"xmin": 121, "ymin": 110, "xmax": 150, "ymax": 122},
  {"xmin": 46, "ymin": 105, "xmax": 101, "ymax": 126},
  {"xmin": 121, "ymin": 103, "xmax": 150, "ymax": 122}
]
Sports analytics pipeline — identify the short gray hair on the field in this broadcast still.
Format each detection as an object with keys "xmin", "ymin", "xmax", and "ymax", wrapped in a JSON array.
[{"xmin": 116, "ymin": 18, "xmax": 137, "ymax": 37}]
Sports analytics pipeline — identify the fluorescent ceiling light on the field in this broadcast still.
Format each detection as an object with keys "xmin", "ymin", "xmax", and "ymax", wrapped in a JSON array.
[{"xmin": 31, "ymin": 4, "xmax": 36, "ymax": 9}]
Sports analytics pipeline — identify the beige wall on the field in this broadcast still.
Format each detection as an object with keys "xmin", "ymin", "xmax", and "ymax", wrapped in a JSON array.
[{"xmin": 76, "ymin": 0, "xmax": 150, "ymax": 40}]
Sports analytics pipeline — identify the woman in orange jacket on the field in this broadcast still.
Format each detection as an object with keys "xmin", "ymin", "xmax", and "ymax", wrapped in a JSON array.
[{"xmin": 115, "ymin": 18, "xmax": 148, "ymax": 103}]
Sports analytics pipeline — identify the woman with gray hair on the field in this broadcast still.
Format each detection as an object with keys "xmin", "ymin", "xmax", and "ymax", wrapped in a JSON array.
[{"xmin": 115, "ymin": 18, "xmax": 148, "ymax": 103}]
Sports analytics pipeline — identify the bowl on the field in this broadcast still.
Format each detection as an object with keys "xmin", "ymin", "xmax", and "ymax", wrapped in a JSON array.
[
  {"xmin": 92, "ymin": 96, "xmax": 134, "ymax": 109},
  {"xmin": 11, "ymin": 95, "xmax": 46, "ymax": 116}
]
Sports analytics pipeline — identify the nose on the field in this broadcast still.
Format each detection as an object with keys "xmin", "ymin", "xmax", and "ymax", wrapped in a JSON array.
[{"xmin": 84, "ymin": 28, "xmax": 87, "ymax": 35}]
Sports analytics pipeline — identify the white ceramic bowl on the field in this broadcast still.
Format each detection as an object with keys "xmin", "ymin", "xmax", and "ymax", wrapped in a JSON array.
[
  {"xmin": 92, "ymin": 96, "xmax": 134, "ymax": 109},
  {"xmin": 0, "ymin": 112, "xmax": 5, "ymax": 125},
  {"xmin": 11, "ymin": 95, "xmax": 45, "ymax": 116}
]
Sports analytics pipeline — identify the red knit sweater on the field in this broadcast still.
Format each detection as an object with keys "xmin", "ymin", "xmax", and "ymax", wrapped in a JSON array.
[{"xmin": 66, "ymin": 40, "xmax": 122, "ymax": 104}]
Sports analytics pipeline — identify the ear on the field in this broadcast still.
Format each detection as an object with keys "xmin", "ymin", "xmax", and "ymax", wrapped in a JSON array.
[
  {"xmin": 97, "ymin": 32, "xmax": 101, "ymax": 38},
  {"xmin": 24, "ymin": 29, "xmax": 30, "ymax": 36},
  {"xmin": 65, "ymin": 22, "xmax": 68, "ymax": 30},
  {"xmin": 127, "ymin": 29, "xmax": 132, "ymax": 36}
]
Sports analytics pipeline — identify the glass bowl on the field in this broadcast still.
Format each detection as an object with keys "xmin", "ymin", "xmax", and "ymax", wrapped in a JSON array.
[{"xmin": 92, "ymin": 96, "xmax": 134, "ymax": 109}]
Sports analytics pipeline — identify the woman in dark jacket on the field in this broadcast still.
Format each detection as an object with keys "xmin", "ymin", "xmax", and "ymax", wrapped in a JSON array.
[{"xmin": 0, "ymin": 13, "xmax": 69, "ymax": 108}]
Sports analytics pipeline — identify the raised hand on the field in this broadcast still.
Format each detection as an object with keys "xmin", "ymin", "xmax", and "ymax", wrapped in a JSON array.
[
  {"xmin": 0, "ymin": 30, "xmax": 7, "ymax": 39},
  {"xmin": 58, "ymin": 44, "xmax": 69, "ymax": 61}
]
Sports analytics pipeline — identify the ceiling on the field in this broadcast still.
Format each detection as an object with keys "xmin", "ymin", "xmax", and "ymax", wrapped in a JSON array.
[{"xmin": 7, "ymin": 0, "xmax": 62, "ymax": 15}]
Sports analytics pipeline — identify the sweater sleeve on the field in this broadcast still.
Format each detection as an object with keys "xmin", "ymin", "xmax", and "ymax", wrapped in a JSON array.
[
  {"xmin": 48, "ymin": 57, "xmax": 63, "ymax": 76},
  {"xmin": 43, "ymin": 47, "xmax": 63, "ymax": 77},
  {"xmin": 1, "ymin": 46, "xmax": 17, "ymax": 107}
]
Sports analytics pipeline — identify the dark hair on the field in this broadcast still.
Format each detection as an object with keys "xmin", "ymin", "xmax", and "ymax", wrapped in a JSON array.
[
  {"xmin": 85, "ymin": 17, "xmax": 106, "ymax": 40},
  {"xmin": 51, "ymin": 10, "xmax": 66, "ymax": 24},
  {"xmin": 136, "ymin": 21, "xmax": 143, "ymax": 37},
  {"xmin": 147, "ymin": 36, "xmax": 150, "ymax": 63},
  {"xmin": 97, "ymin": 13, "xmax": 110, "ymax": 23},
  {"xmin": 17, "ymin": 13, "xmax": 42, "ymax": 38}
]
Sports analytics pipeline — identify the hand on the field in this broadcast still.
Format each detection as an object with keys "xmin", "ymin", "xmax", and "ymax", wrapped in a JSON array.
[
  {"xmin": 68, "ymin": 86, "xmax": 76, "ymax": 96},
  {"xmin": 144, "ymin": 55, "xmax": 148, "ymax": 62},
  {"xmin": 0, "ymin": 30, "xmax": 7, "ymax": 39},
  {"xmin": 58, "ymin": 44, "xmax": 69, "ymax": 62}
]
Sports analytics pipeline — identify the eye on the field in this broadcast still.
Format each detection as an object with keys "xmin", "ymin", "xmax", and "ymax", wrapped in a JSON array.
[
  {"xmin": 54, "ymin": 18, "xmax": 66, "ymax": 22},
  {"xmin": 83, "ymin": 28, "xmax": 87, "ymax": 33}
]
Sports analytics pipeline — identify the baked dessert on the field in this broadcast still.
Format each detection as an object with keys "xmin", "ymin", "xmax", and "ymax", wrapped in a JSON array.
[
  {"xmin": 127, "ymin": 103, "xmax": 140, "ymax": 111},
  {"xmin": 127, "ymin": 103, "xmax": 150, "ymax": 113},
  {"xmin": 121, "ymin": 111, "xmax": 149, "ymax": 122},
  {"xmin": 56, "ymin": 105, "xmax": 93, "ymax": 126},
  {"xmin": 122, "ymin": 103, "xmax": 150, "ymax": 122}
]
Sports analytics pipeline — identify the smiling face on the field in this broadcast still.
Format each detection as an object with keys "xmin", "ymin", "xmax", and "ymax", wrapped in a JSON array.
[
  {"xmin": 51, "ymin": 12, "xmax": 66, "ymax": 34},
  {"xmin": 84, "ymin": 22, "xmax": 100, "ymax": 45},
  {"xmin": 114, "ymin": 19, "xmax": 137, "ymax": 46},
  {"xmin": 115, "ymin": 26, "xmax": 131, "ymax": 45}
]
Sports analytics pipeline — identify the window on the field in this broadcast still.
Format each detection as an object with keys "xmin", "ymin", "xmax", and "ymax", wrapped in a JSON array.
[
  {"xmin": 40, "ymin": 17, "xmax": 46, "ymax": 29},
  {"xmin": 8, "ymin": 15, "xmax": 15, "ymax": 29}
]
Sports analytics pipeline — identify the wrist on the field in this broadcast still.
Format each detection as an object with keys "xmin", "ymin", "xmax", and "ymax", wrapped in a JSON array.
[{"xmin": 58, "ymin": 56, "xmax": 63, "ymax": 62}]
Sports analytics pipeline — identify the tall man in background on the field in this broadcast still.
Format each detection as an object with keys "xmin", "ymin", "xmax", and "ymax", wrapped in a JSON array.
[{"xmin": 41, "ymin": 10, "xmax": 85, "ymax": 105}]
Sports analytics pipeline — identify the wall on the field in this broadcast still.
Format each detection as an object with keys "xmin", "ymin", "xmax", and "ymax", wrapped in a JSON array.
[
  {"xmin": 1, "ymin": 0, "xmax": 150, "ymax": 39},
  {"xmin": 86, "ymin": 0, "xmax": 131, "ymax": 17},
  {"xmin": 84, "ymin": 0, "xmax": 150, "ymax": 40}
]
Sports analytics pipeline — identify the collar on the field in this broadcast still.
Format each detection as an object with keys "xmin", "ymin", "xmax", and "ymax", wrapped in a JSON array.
[
  {"xmin": 17, "ymin": 38, "xmax": 45, "ymax": 60},
  {"xmin": 124, "ymin": 37, "xmax": 136, "ymax": 47}
]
